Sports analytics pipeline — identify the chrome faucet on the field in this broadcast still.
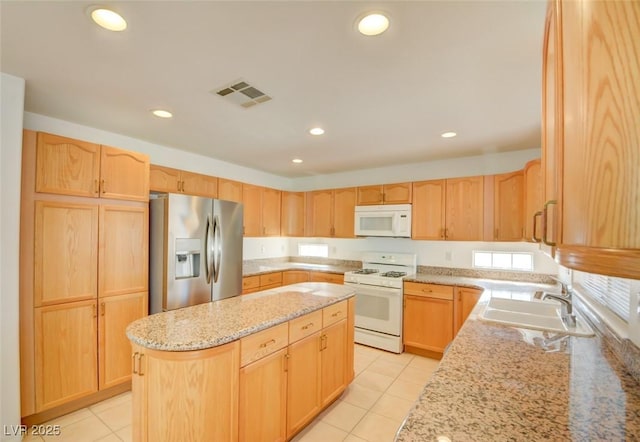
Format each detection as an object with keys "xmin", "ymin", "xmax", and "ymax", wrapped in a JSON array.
[{"xmin": 542, "ymin": 292, "xmax": 576, "ymax": 327}]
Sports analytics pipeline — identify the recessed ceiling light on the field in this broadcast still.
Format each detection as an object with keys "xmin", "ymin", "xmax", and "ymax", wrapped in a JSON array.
[
  {"xmin": 89, "ymin": 7, "xmax": 127, "ymax": 32},
  {"xmin": 441, "ymin": 132, "xmax": 457, "ymax": 138},
  {"xmin": 357, "ymin": 13, "xmax": 390, "ymax": 36},
  {"xmin": 152, "ymin": 109, "xmax": 173, "ymax": 118},
  {"xmin": 309, "ymin": 127, "xmax": 325, "ymax": 136},
  {"xmin": 292, "ymin": 158, "xmax": 303, "ymax": 164}
]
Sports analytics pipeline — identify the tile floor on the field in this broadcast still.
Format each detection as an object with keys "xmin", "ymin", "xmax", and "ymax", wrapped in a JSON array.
[{"xmin": 24, "ymin": 344, "xmax": 439, "ymax": 442}]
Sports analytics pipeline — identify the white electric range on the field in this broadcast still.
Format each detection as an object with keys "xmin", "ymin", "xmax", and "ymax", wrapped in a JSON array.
[{"xmin": 343, "ymin": 252, "xmax": 416, "ymax": 353}]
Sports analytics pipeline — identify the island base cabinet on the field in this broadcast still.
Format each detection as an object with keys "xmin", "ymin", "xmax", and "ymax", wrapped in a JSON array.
[
  {"xmin": 239, "ymin": 348, "xmax": 287, "ymax": 442},
  {"xmin": 131, "ymin": 342, "xmax": 239, "ymax": 442},
  {"xmin": 320, "ymin": 320, "xmax": 348, "ymax": 406}
]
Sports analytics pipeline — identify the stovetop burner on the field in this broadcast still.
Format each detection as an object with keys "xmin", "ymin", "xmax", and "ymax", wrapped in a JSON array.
[
  {"xmin": 353, "ymin": 268, "xmax": 379, "ymax": 275},
  {"xmin": 379, "ymin": 271, "xmax": 407, "ymax": 278}
]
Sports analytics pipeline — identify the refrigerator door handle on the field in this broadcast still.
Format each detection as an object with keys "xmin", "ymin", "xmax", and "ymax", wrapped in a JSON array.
[
  {"xmin": 213, "ymin": 215, "xmax": 222, "ymax": 283},
  {"xmin": 205, "ymin": 215, "xmax": 214, "ymax": 284}
]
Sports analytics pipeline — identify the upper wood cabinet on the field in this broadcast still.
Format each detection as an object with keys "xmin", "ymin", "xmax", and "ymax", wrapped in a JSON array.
[
  {"xmin": 492, "ymin": 171, "xmax": 524, "ymax": 241},
  {"xmin": 281, "ymin": 191, "xmax": 305, "ymax": 237},
  {"xmin": 242, "ymin": 184, "xmax": 281, "ymax": 237},
  {"xmin": 218, "ymin": 178, "xmax": 243, "ymax": 203},
  {"xmin": 412, "ymin": 180, "xmax": 446, "ymax": 240},
  {"xmin": 306, "ymin": 187, "xmax": 356, "ymax": 238},
  {"xmin": 546, "ymin": 0, "xmax": 640, "ymax": 278},
  {"xmin": 445, "ymin": 176, "xmax": 484, "ymax": 241},
  {"xmin": 149, "ymin": 165, "xmax": 218, "ymax": 198},
  {"xmin": 524, "ymin": 160, "xmax": 543, "ymax": 242},
  {"xmin": 357, "ymin": 182, "xmax": 412, "ymax": 205},
  {"xmin": 36, "ymin": 132, "xmax": 149, "ymax": 201}
]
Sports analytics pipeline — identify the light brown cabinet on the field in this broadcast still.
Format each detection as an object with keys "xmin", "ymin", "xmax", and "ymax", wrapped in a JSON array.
[
  {"xmin": 524, "ymin": 159, "xmax": 543, "ymax": 242},
  {"xmin": 491, "ymin": 170, "xmax": 524, "ymax": 241},
  {"xmin": 403, "ymin": 282, "xmax": 454, "ymax": 358},
  {"xmin": 283, "ymin": 270, "xmax": 310, "ymax": 285},
  {"xmin": 281, "ymin": 191, "xmax": 305, "ymax": 237},
  {"xmin": 453, "ymin": 287, "xmax": 483, "ymax": 336},
  {"xmin": 131, "ymin": 342, "xmax": 240, "ymax": 442},
  {"xmin": 287, "ymin": 331, "xmax": 322, "ymax": 438},
  {"xmin": 218, "ymin": 178, "xmax": 243, "ymax": 203},
  {"xmin": 36, "ymin": 132, "xmax": 149, "ymax": 202},
  {"xmin": 242, "ymin": 272, "xmax": 283, "ymax": 294},
  {"xmin": 357, "ymin": 182, "xmax": 412, "ymax": 205},
  {"xmin": 306, "ymin": 187, "xmax": 356, "ymax": 238},
  {"xmin": 412, "ymin": 180, "xmax": 446, "ymax": 240},
  {"xmin": 149, "ymin": 165, "xmax": 218, "ymax": 198},
  {"xmin": 445, "ymin": 176, "xmax": 484, "ymax": 241},
  {"xmin": 262, "ymin": 187, "xmax": 282, "ymax": 236},
  {"xmin": 310, "ymin": 272, "xmax": 343, "ymax": 284},
  {"xmin": 320, "ymin": 319, "xmax": 348, "ymax": 406},
  {"xmin": 243, "ymin": 184, "xmax": 281, "ymax": 237}
]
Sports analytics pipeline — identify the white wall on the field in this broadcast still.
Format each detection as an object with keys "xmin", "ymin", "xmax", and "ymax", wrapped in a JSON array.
[
  {"xmin": 23, "ymin": 112, "xmax": 293, "ymax": 191},
  {"xmin": 1, "ymin": 73, "xmax": 26, "ymax": 441},
  {"xmin": 243, "ymin": 237, "xmax": 290, "ymax": 260},
  {"xmin": 289, "ymin": 237, "xmax": 559, "ymax": 275}
]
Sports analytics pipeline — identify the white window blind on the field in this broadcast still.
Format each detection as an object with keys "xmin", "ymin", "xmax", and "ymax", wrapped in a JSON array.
[{"xmin": 576, "ymin": 272, "xmax": 631, "ymax": 322}]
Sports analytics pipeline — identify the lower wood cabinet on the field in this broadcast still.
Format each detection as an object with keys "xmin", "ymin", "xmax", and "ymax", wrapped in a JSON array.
[
  {"xmin": 282, "ymin": 270, "xmax": 310, "ymax": 285},
  {"xmin": 309, "ymin": 271, "xmax": 344, "ymax": 284},
  {"xmin": 320, "ymin": 319, "xmax": 348, "ymax": 406},
  {"xmin": 242, "ymin": 272, "xmax": 283, "ymax": 294},
  {"xmin": 453, "ymin": 287, "xmax": 483, "ymax": 336}
]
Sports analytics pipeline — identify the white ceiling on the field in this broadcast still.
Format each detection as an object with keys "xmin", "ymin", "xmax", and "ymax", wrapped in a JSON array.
[{"xmin": 1, "ymin": 1, "xmax": 546, "ymax": 178}]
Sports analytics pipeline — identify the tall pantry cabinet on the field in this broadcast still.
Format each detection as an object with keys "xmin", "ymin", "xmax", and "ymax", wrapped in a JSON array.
[{"xmin": 20, "ymin": 131, "xmax": 150, "ymax": 422}]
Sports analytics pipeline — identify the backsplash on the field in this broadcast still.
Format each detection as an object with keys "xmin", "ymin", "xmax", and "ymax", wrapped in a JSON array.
[{"xmin": 416, "ymin": 265, "xmax": 556, "ymax": 284}]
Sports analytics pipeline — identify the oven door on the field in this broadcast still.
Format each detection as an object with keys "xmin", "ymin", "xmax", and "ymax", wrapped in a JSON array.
[{"xmin": 349, "ymin": 283, "xmax": 402, "ymax": 336}]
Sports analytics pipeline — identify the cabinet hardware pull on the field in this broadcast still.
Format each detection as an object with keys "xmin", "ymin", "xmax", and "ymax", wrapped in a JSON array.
[
  {"xmin": 259, "ymin": 338, "xmax": 276, "ymax": 348},
  {"xmin": 495, "ymin": 228, "xmax": 499, "ymax": 240},
  {"xmin": 542, "ymin": 200, "xmax": 557, "ymax": 246},
  {"xmin": 284, "ymin": 353, "xmax": 290, "ymax": 372},
  {"xmin": 444, "ymin": 228, "xmax": 448, "ymax": 239},
  {"xmin": 100, "ymin": 302, "xmax": 105, "ymax": 316},
  {"xmin": 301, "ymin": 322, "xmax": 314, "ymax": 330},
  {"xmin": 94, "ymin": 179, "xmax": 99, "ymax": 194},
  {"xmin": 177, "ymin": 181, "xmax": 181, "ymax": 191},
  {"xmin": 532, "ymin": 211, "xmax": 543, "ymax": 242},
  {"xmin": 138, "ymin": 354, "xmax": 145, "ymax": 376},
  {"xmin": 182, "ymin": 181, "xmax": 185, "ymax": 192},
  {"xmin": 100, "ymin": 179, "xmax": 105, "ymax": 194},
  {"xmin": 92, "ymin": 304, "xmax": 97, "ymax": 318},
  {"xmin": 422, "ymin": 289, "xmax": 433, "ymax": 293},
  {"xmin": 132, "ymin": 352, "xmax": 139, "ymax": 374},
  {"xmin": 319, "ymin": 334, "xmax": 328, "ymax": 351},
  {"xmin": 331, "ymin": 311, "xmax": 341, "ymax": 317}
]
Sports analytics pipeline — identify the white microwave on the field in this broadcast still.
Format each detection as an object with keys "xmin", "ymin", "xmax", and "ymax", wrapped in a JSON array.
[{"xmin": 354, "ymin": 204, "xmax": 412, "ymax": 238}]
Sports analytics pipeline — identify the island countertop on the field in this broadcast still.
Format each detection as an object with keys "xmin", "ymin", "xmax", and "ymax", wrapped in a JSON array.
[
  {"xmin": 126, "ymin": 282, "xmax": 355, "ymax": 352},
  {"xmin": 395, "ymin": 279, "xmax": 640, "ymax": 441}
]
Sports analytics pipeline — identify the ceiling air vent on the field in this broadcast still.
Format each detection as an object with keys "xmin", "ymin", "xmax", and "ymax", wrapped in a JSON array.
[{"xmin": 213, "ymin": 79, "xmax": 272, "ymax": 108}]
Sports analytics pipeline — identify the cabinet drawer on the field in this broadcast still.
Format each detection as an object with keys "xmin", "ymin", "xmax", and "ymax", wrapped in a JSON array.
[
  {"xmin": 323, "ymin": 301, "xmax": 348, "ymax": 328},
  {"xmin": 404, "ymin": 282, "xmax": 453, "ymax": 301},
  {"xmin": 240, "ymin": 322, "xmax": 288, "ymax": 367},
  {"xmin": 289, "ymin": 310, "xmax": 323, "ymax": 344},
  {"xmin": 310, "ymin": 272, "xmax": 343, "ymax": 284},
  {"xmin": 259, "ymin": 272, "xmax": 282, "ymax": 287},
  {"xmin": 242, "ymin": 275, "xmax": 260, "ymax": 291}
]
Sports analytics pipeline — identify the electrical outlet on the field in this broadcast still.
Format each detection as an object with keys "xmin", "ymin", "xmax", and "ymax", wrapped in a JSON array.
[
  {"xmin": 445, "ymin": 251, "xmax": 452, "ymax": 261},
  {"xmin": 260, "ymin": 245, "xmax": 265, "ymax": 254}
]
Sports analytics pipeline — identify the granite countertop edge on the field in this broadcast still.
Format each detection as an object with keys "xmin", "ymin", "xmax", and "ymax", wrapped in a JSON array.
[{"xmin": 242, "ymin": 262, "xmax": 359, "ymax": 277}]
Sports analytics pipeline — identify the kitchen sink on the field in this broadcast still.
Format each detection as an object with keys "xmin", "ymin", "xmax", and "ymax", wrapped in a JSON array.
[{"xmin": 480, "ymin": 296, "xmax": 595, "ymax": 337}]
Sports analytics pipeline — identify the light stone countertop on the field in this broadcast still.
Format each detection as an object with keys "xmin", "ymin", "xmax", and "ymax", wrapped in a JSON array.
[
  {"xmin": 395, "ymin": 276, "xmax": 640, "ymax": 441},
  {"xmin": 126, "ymin": 282, "xmax": 354, "ymax": 352},
  {"xmin": 242, "ymin": 261, "xmax": 359, "ymax": 277}
]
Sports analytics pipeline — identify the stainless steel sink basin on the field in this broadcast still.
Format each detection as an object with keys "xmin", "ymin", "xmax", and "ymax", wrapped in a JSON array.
[{"xmin": 480, "ymin": 296, "xmax": 594, "ymax": 337}]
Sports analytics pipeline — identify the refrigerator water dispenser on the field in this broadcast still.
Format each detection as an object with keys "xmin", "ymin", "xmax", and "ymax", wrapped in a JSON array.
[{"xmin": 175, "ymin": 238, "xmax": 201, "ymax": 279}]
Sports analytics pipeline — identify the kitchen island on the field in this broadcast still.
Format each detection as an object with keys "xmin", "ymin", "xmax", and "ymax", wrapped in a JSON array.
[
  {"xmin": 395, "ymin": 276, "xmax": 640, "ymax": 441},
  {"xmin": 126, "ymin": 282, "xmax": 356, "ymax": 442}
]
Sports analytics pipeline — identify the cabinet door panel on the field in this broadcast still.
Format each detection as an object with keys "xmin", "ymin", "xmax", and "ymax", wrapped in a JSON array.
[
  {"xmin": 334, "ymin": 187, "xmax": 356, "ymax": 238},
  {"xmin": 239, "ymin": 348, "xmax": 287, "ymax": 442},
  {"xmin": 99, "ymin": 205, "xmax": 148, "ymax": 297},
  {"xmin": 149, "ymin": 165, "xmax": 181, "ymax": 193},
  {"xmin": 242, "ymin": 184, "xmax": 262, "ymax": 237},
  {"xmin": 445, "ymin": 177, "xmax": 484, "ymax": 241},
  {"xmin": 287, "ymin": 333, "xmax": 322, "ymax": 438},
  {"xmin": 403, "ymin": 295, "xmax": 453, "ymax": 353},
  {"xmin": 383, "ymin": 183, "xmax": 412, "ymax": 204},
  {"xmin": 99, "ymin": 292, "xmax": 148, "ymax": 389},
  {"xmin": 321, "ymin": 320, "xmax": 347, "ymax": 406},
  {"xmin": 35, "ymin": 132, "xmax": 101, "ymax": 197},
  {"xmin": 524, "ymin": 160, "xmax": 543, "ymax": 241},
  {"xmin": 281, "ymin": 191, "xmax": 305, "ymax": 237},
  {"xmin": 218, "ymin": 178, "xmax": 243, "ymax": 203},
  {"xmin": 357, "ymin": 185, "xmax": 383, "ymax": 205},
  {"xmin": 306, "ymin": 190, "xmax": 333, "ymax": 237},
  {"xmin": 454, "ymin": 287, "xmax": 483, "ymax": 335},
  {"xmin": 412, "ymin": 180, "xmax": 446, "ymax": 240},
  {"xmin": 181, "ymin": 171, "xmax": 218, "ymax": 198},
  {"xmin": 35, "ymin": 300, "xmax": 98, "ymax": 411},
  {"xmin": 282, "ymin": 270, "xmax": 310, "ymax": 285},
  {"xmin": 262, "ymin": 187, "xmax": 282, "ymax": 236},
  {"xmin": 100, "ymin": 145, "xmax": 149, "ymax": 202},
  {"xmin": 34, "ymin": 201, "xmax": 98, "ymax": 306},
  {"xmin": 493, "ymin": 171, "xmax": 524, "ymax": 241}
]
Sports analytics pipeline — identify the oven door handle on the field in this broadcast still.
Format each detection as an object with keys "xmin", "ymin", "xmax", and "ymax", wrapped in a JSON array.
[{"xmin": 345, "ymin": 283, "xmax": 402, "ymax": 295}]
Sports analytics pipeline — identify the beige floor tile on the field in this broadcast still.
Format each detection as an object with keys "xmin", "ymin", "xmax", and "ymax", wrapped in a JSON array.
[
  {"xmin": 93, "ymin": 400, "xmax": 132, "ymax": 431},
  {"xmin": 22, "ymin": 433, "xmax": 43, "ymax": 442},
  {"xmin": 43, "ymin": 408, "xmax": 93, "ymax": 428},
  {"xmin": 291, "ymin": 421, "xmax": 348, "ymax": 442},
  {"xmin": 343, "ymin": 435, "xmax": 368, "ymax": 442},
  {"xmin": 115, "ymin": 425, "xmax": 132, "ymax": 442},
  {"xmin": 397, "ymin": 365, "xmax": 436, "ymax": 384},
  {"xmin": 354, "ymin": 354, "xmax": 376, "ymax": 375},
  {"xmin": 351, "ymin": 412, "xmax": 403, "ymax": 442},
  {"xmin": 42, "ymin": 415, "xmax": 112, "ymax": 442},
  {"xmin": 407, "ymin": 355, "xmax": 440, "ymax": 371},
  {"xmin": 385, "ymin": 379, "xmax": 426, "ymax": 402},
  {"xmin": 366, "ymin": 359, "xmax": 405, "ymax": 378},
  {"xmin": 95, "ymin": 434, "xmax": 121, "ymax": 442},
  {"xmin": 88, "ymin": 392, "xmax": 132, "ymax": 414},
  {"xmin": 376, "ymin": 352, "xmax": 414, "ymax": 367},
  {"xmin": 353, "ymin": 370, "xmax": 396, "ymax": 392},
  {"xmin": 320, "ymin": 400, "xmax": 367, "ymax": 432},
  {"xmin": 354, "ymin": 345, "xmax": 385, "ymax": 359},
  {"xmin": 369, "ymin": 393, "xmax": 416, "ymax": 422},
  {"xmin": 341, "ymin": 383, "xmax": 384, "ymax": 409}
]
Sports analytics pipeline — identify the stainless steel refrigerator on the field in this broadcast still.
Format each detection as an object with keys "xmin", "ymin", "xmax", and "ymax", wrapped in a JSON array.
[{"xmin": 149, "ymin": 193, "xmax": 243, "ymax": 314}]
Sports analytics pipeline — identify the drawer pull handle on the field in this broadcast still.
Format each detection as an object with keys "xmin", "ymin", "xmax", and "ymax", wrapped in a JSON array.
[
  {"xmin": 302, "ymin": 322, "xmax": 314, "ymax": 330},
  {"xmin": 259, "ymin": 339, "xmax": 276, "ymax": 348},
  {"xmin": 132, "ymin": 352, "xmax": 138, "ymax": 374},
  {"xmin": 331, "ymin": 311, "xmax": 342, "ymax": 317},
  {"xmin": 422, "ymin": 289, "xmax": 433, "ymax": 293}
]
